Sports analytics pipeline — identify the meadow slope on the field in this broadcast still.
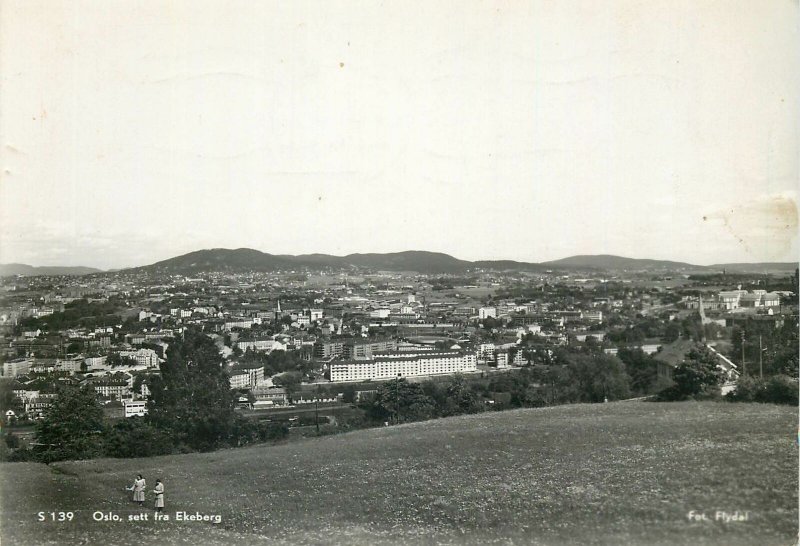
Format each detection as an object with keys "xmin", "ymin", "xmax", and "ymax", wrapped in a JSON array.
[{"xmin": 1, "ymin": 401, "xmax": 796, "ymax": 546}]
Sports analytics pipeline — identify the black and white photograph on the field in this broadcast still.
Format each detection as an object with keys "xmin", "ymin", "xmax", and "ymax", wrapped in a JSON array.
[{"xmin": 0, "ymin": 1, "xmax": 797, "ymax": 545}]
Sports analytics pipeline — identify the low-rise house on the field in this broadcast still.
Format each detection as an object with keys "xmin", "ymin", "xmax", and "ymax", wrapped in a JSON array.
[
  {"xmin": 252, "ymin": 386, "xmax": 288, "ymax": 406},
  {"xmin": 236, "ymin": 339, "xmax": 285, "ymax": 353},
  {"xmin": 123, "ymin": 399, "xmax": 148, "ymax": 418},
  {"xmin": 653, "ymin": 340, "xmax": 738, "ymax": 384},
  {"xmin": 581, "ymin": 310, "xmax": 603, "ymax": 323}
]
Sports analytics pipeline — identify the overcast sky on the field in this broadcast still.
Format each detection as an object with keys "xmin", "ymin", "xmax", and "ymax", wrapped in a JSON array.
[{"xmin": 1, "ymin": 0, "xmax": 797, "ymax": 269}]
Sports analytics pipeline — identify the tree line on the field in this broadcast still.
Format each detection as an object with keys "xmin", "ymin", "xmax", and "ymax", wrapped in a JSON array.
[
  {"xmin": 359, "ymin": 347, "xmax": 661, "ymax": 425},
  {"xmin": 359, "ymin": 343, "xmax": 797, "ymax": 427},
  {"xmin": 17, "ymin": 298, "xmax": 124, "ymax": 333}
]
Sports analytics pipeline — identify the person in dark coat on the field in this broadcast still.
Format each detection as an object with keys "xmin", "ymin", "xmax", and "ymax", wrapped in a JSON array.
[{"xmin": 152, "ymin": 479, "xmax": 165, "ymax": 512}]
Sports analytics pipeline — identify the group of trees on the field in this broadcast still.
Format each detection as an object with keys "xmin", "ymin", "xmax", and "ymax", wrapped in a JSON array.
[
  {"xmin": 236, "ymin": 347, "xmax": 314, "ymax": 378},
  {"xmin": 605, "ymin": 315, "xmax": 704, "ymax": 345},
  {"xmin": 654, "ymin": 344, "xmax": 798, "ymax": 405},
  {"xmin": 8, "ymin": 328, "xmax": 288, "ymax": 462},
  {"xmin": 362, "ymin": 375, "xmax": 483, "ymax": 424},
  {"xmin": 360, "ymin": 342, "xmax": 797, "ymax": 429},
  {"xmin": 17, "ymin": 298, "xmax": 123, "ymax": 333},
  {"xmin": 360, "ymin": 348, "xmax": 665, "ymax": 425},
  {"xmin": 724, "ymin": 375, "xmax": 797, "ymax": 405},
  {"xmin": 731, "ymin": 319, "xmax": 798, "ymax": 377}
]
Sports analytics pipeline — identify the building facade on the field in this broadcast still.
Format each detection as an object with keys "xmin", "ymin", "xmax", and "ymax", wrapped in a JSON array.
[
  {"xmin": 3, "ymin": 359, "xmax": 32, "ymax": 377},
  {"xmin": 229, "ymin": 366, "xmax": 264, "ymax": 389},
  {"xmin": 330, "ymin": 351, "xmax": 477, "ymax": 382},
  {"xmin": 119, "ymin": 348, "xmax": 160, "ymax": 368},
  {"xmin": 342, "ymin": 338, "xmax": 398, "ymax": 360}
]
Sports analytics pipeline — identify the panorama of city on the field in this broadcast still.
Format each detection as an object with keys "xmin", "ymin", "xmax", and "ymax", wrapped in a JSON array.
[
  {"xmin": 0, "ymin": 250, "xmax": 797, "ymax": 545},
  {"xmin": 2, "ymin": 1, "xmax": 796, "ymax": 544}
]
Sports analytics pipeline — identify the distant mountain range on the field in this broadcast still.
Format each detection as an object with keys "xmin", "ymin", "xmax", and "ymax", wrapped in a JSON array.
[
  {"xmin": 543, "ymin": 256, "xmax": 797, "ymax": 274},
  {"xmin": 542, "ymin": 255, "xmax": 698, "ymax": 270},
  {"xmin": 122, "ymin": 249, "xmax": 799, "ymax": 275},
  {"xmin": 136, "ymin": 249, "xmax": 476, "ymax": 275},
  {"xmin": 1, "ymin": 249, "xmax": 796, "ymax": 276},
  {"xmin": 0, "ymin": 263, "xmax": 103, "ymax": 277}
]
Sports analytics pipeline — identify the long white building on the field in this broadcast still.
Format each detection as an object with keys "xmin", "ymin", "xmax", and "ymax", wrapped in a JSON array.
[{"xmin": 329, "ymin": 351, "xmax": 477, "ymax": 383}]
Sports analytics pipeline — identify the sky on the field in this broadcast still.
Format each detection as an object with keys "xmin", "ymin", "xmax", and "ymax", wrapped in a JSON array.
[{"xmin": 0, "ymin": 0, "xmax": 797, "ymax": 270}]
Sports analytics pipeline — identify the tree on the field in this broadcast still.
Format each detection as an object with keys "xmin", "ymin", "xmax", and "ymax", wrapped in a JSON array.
[
  {"xmin": 663, "ymin": 322, "xmax": 681, "ymax": 343},
  {"xmin": 340, "ymin": 384, "xmax": 357, "ymax": 404},
  {"xmin": 5, "ymin": 433, "xmax": 20, "ymax": 449},
  {"xmin": 273, "ymin": 372, "xmax": 302, "ymax": 402},
  {"xmin": 35, "ymin": 385, "xmax": 105, "ymax": 462},
  {"xmin": 145, "ymin": 329, "xmax": 237, "ymax": 451},
  {"xmin": 581, "ymin": 336, "xmax": 603, "ymax": 354},
  {"xmin": 0, "ymin": 381, "xmax": 23, "ymax": 414},
  {"xmin": 658, "ymin": 346, "xmax": 723, "ymax": 401},
  {"xmin": 107, "ymin": 353, "xmax": 136, "ymax": 367},
  {"xmin": 558, "ymin": 351, "xmax": 631, "ymax": 403},
  {"xmin": 442, "ymin": 375, "xmax": 483, "ymax": 415},
  {"xmin": 617, "ymin": 348, "xmax": 659, "ymax": 396},
  {"xmin": 482, "ymin": 317, "xmax": 500, "ymax": 330},
  {"xmin": 522, "ymin": 385, "xmax": 549, "ymax": 407},
  {"xmin": 103, "ymin": 418, "xmax": 174, "ymax": 458},
  {"xmin": 364, "ymin": 378, "xmax": 435, "ymax": 424}
]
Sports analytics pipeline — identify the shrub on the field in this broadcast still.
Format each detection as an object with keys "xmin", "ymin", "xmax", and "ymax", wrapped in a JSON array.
[
  {"xmin": 763, "ymin": 375, "xmax": 799, "ymax": 405},
  {"xmin": 726, "ymin": 375, "xmax": 798, "ymax": 406},
  {"xmin": 102, "ymin": 418, "xmax": 175, "ymax": 458},
  {"xmin": 257, "ymin": 421, "xmax": 289, "ymax": 442}
]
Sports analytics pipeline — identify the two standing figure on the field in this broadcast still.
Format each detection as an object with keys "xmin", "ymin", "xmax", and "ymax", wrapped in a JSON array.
[{"xmin": 127, "ymin": 475, "xmax": 165, "ymax": 511}]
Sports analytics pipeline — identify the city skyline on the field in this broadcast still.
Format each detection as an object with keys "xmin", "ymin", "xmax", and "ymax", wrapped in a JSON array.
[{"xmin": 1, "ymin": 1, "xmax": 797, "ymax": 270}]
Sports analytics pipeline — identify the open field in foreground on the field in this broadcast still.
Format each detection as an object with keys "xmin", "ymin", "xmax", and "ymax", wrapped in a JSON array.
[{"xmin": 1, "ymin": 401, "xmax": 796, "ymax": 546}]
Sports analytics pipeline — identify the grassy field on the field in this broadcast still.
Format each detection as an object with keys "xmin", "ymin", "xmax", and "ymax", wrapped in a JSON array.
[{"xmin": 1, "ymin": 401, "xmax": 796, "ymax": 545}]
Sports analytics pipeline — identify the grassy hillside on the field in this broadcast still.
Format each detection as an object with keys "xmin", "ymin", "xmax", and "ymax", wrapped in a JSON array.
[{"xmin": 1, "ymin": 402, "xmax": 796, "ymax": 546}]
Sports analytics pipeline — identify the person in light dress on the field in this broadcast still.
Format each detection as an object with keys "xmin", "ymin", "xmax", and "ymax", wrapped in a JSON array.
[{"xmin": 126, "ymin": 474, "xmax": 146, "ymax": 506}]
